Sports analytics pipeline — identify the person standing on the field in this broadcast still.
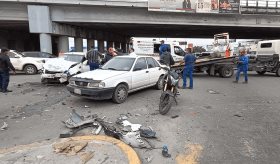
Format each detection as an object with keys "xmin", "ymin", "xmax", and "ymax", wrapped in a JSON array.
[
  {"xmin": 160, "ymin": 46, "xmax": 175, "ymax": 66},
  {"xmin": 233, "ymin": 48, "xmax": 249, "ymax": 83},
  {"xmin": 159, "ymin": 40, "xmax": 167, "ymax": 59},
  {"xmin": 128, "ymin": 48, "xmax": 137, "ymax": 56},
  {"xmin": 102, "ymin": 47, "xmax": 117, "ymax": 64},
  {"xmin": 85, "ymin": 48, "xmax": 102, "ymax": 71},
  {"xmin": 0, "ymin": 48, "xmax": 16, "ymax": 93},
  {"xmin": 182, "ymin": 48, "xmax": 196, "ymax": 89}
]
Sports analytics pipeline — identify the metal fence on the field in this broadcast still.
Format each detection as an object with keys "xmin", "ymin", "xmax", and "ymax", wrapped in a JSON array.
[{"xmin": 240, "ymin": 0, "xmax": 280, "ymax": 14}]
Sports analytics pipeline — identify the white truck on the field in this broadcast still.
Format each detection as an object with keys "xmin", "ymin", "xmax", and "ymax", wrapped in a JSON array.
[
  {"xmin": 252, "ymin": 40, "xmax": 280, "ymax": 76},
  {"xmin": 130, "ymin": 38, "xmax": 187, "ymax": 62}
]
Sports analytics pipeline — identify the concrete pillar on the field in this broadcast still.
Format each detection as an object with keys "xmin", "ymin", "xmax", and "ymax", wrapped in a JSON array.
[
  {"xmin": 40, "ymin": 33, "xmax": 52, "ymax": 54},
  {"xmin": 58, "ymin": 36, "xmax": 69, "ymax": 53},
  {"xmin": 121, "ymin": 42, "xmax": 126, "ymax": 52},
  {"xmin": 98, "ymin": 40, "xmax": 104, "ymax": 53},
  {"xmin": 107, "ymin": 41, "xmax": 114, "ymax": 48},
  {"xmin": 87, "ymin": 39, "xmax": 95, "ymax": 50},
  {"xmin": 74, "ymin": 37, "xmax": 83, "ymax": 52}
]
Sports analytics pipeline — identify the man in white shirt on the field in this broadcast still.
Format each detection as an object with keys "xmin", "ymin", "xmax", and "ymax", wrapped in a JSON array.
[{"xmin": 129, "ymin": 48, "xmax": 137, "ymax": 56}]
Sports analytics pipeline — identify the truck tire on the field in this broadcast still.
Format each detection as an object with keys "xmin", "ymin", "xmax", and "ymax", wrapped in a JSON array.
[
  {"xmin": 112, "ymin": 84, "xmax": 128, "ymax": 104},
  {"xmin": 256, "ymin": 71, "xmax": 266, "ymax": 75},
  {"xmin": 276, "ymin": 67, "xmax": 280, "ymax": 77},
  {"xmin": 24, "ymin": 65, "xmax": 37, "ymax": 75},
  {"xmin": 219, "ymin": 66, "xmax": 234, "ymax": 78}
]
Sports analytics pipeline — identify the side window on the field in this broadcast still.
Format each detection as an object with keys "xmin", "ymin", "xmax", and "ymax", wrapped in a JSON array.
[
  {"xmin": 7, "ymin": 52, "xmax": 16, "ymax": 58},
  {"xmin": 151, "ymin": 58, "xmax": 160, "ymax": 67},
  {"xmin": 260, "ymin": 43, "xmax": 272, "ymax": 48},
  {"xmin": 41, "ymin": 52, "xmax": 50, "ymax": 58},
  {"xmin": 147, "ymin": 57, "xmax": 156, "ymax": 68},
  {"xmin": 133, "ymin": 58, "xmax": 147, "ymax": 71},
  {"xmin": 174, "ymin": 46, "xmax": 185, "ymax": 56}
]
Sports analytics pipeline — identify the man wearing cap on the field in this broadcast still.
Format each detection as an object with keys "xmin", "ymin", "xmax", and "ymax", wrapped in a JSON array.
[
  {"xmin": 159, "ymin": 40, "xmax": 167, "ymax": 59},
  {"xmin": 0, "ymin": 48, "xmax": 16, "ymax": 93},
  {"xmin": 233, "ymin": 48, "xmax": 249, "ymax": 83}
]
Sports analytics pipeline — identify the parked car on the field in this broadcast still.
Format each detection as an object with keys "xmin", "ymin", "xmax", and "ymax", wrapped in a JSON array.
[
  {"xmin": 5, "ymin": 50, "xmax": 44, "ymax": 74},
  {"xmin": 67, "ymin": 56, "xmax": 166, "ymax": 103},
  {"xmin": 41, "ymin": 52, "xmax": 90, "ymax": 83},
  {"xmin": 22, "ymin": 51, "xmax": 56, "ymax": 62}
]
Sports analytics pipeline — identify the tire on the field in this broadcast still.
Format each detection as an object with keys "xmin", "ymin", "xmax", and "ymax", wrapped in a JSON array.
[
  {"xmin": 155, "ymin": 75, "xmax": 164, "ymax": 90},
  {"xmin": 256, "ymin": 70, "xmax": 266, "ymax": 75},
  {"xmin": 276, "ymin": 67, "xmax": 280, "ymax": 77},
  {"xmin": 24, "ymin": 65, "xmax": 37, "ymax": 75},
  {"xmin": 219, "ymin": 66, "xmax": 234, "ymax": 78},
  {"xmin": 112, "ymin": 84, "xmax": 128, "ymax": 104},
  {"xmin": 159, "ymin": 92, "xmax": 172, "ymax": 115}
]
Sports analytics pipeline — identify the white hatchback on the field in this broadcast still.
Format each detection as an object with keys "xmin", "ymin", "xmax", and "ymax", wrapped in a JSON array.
[{"xmin": 67, "ymin": 56, "xmax": 166, "ymax": 103}]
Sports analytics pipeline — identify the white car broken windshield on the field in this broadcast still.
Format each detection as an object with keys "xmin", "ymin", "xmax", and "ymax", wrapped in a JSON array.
[
  {"xmin": 102, "ymin": 57, "xmax": 135, "ymax": 71},
  {"xmin": 63, "ymin": 54, "xmax": 84, "ymax": 63}
]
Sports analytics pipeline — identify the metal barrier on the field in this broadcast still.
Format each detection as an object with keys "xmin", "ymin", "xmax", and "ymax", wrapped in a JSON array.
[{"xmin": 240, "ymin": 0, "xmax": 280, "ymax": 14}]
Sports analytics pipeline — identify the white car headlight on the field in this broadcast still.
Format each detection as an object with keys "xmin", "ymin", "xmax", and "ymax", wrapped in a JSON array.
[{"xmin": 87, "ymin": 81, "xmax": 105, "ymax": 88}]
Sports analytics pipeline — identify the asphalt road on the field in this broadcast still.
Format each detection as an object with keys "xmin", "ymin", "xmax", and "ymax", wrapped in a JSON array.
[{"xmin": 0, "ymin": 72, "xmax": 279, "ymax": 164}]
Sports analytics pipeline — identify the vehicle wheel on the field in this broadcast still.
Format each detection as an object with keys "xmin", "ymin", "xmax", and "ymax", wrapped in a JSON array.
[
  {"xmin": 256, "ymin": 70, "xmax": 266, "ymax": 75},
  {"xmin": 276, "ymin": 67, "xmax": 280, "ymax": 77},
  {"xmin": 219, "ymin": 66, "xmax": 234, "ymax": 78},
  {"xmin": 24, "ymin": 65, "xmax": 37, "ymax": 75},
  {"xmin": 155, "ymin": 75, "xmax": 164, "ymax": 90},
  {"xmin": 159, "ymin": 92, "xmax": 172, "ymax": 115},
  {"xmin": 112, "ymin": 84, "xmax": 128, "ymax": 104}
]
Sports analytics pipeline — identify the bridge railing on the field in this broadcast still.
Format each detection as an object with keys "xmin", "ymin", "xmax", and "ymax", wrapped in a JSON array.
[{"xmin": 240, "ymin": 0, "xmax": 280, "ymax": 14}]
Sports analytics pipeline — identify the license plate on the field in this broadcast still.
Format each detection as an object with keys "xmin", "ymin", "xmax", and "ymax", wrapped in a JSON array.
[{"xmin": 74, "ymin": 89, "xmax": 81, "ymax": 95}]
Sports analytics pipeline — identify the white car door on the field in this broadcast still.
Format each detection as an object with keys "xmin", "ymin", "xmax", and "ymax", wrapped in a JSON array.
[
  {"xmin": 146, "ymin": 57, "xmax": 162, "ymax": 85},
  {"xmin": 131, "ymin": 58, "xmax": 149, "ymax": 89},
  {"xmin": 8, "ymin": 52, "xmax": 21, "ymax": 70}
]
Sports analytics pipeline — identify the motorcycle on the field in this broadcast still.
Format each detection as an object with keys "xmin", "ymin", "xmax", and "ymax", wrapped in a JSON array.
[{"xmin": 159, "ymin": 67, "xmax": 180, "ymax": 115}]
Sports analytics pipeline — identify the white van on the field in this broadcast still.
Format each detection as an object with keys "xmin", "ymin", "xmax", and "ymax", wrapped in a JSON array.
[{"xmin": 131, "ymin": 38, "xmax": 186, "ymax": 62}]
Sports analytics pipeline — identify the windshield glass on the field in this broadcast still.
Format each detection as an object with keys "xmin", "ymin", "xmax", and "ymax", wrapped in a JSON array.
[
  {"xmin": 102, "ymin": 57, "xmax": 135, "ymax": 71},
  {"xmin": 63, "ymin": 54, "xmax": 84, "ymax": 62},
  {"xmin": 14, "ymin": 50, "xmax": 25, "ymax": 57}
]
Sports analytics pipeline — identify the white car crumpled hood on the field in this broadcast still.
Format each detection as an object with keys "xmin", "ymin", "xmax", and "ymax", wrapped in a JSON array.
[
  {"xmin": 43, "ymin": 58, "xmax": 77, "ymax": 72},
  {"xmin": 74, "ymin": 69, "xmax": 127, "ymax": 81}
]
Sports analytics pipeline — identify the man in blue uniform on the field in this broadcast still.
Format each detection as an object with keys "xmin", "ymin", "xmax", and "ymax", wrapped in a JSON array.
[
  {"xmin": 234, "ymin": 48, "xmax": 249, "ymax": 83},
  {"xmin": 182, "ymin": 48, "xmax": 196, "ymax": 89}
]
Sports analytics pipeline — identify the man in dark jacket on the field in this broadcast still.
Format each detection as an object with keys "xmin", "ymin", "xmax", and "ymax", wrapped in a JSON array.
[
  {"xmin": 160, "ymin": 46, "xmax": 175, "ymax": 66},
  {"xmin": 102, "ymin": 47, "xmax": 117, "ymax": 64},
  {"xmin": 85, "ymin": 48, "xmax": 102, "ymax": 71},
  {"xmin": 0, "ymin": 48, "xmax": 16, "ymax": 93}
]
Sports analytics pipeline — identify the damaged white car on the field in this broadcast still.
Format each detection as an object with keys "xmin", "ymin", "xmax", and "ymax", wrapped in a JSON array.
[{"xmin": 41, "ymin": 52, "xmax": 90, "ymax": 84}]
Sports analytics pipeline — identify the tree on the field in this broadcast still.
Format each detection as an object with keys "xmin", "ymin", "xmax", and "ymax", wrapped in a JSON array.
[{"xmin": 193, "ymin": 46, "xmax": 206, "ymax": 53}]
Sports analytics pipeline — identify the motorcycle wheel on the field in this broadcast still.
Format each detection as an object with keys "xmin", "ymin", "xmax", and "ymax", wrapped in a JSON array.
[{"xmin": 159, "ymin": 92, "xmax": 172, "ymax": 115}]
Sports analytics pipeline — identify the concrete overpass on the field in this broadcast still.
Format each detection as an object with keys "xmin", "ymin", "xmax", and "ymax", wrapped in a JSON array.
[{"xmin": 1, "ymin": 0, "xmax": 280, "ymax": 54}]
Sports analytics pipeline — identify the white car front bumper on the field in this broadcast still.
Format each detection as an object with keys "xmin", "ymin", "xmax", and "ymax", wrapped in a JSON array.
[{"xmin": 41, "ymin": 73, "xmax": 68, "ymax": 83}]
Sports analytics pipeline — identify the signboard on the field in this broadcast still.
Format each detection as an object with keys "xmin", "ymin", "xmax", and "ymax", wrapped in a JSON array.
[
  {"xmin": 196, "ymin": 0, "xmax": 219, "ymax": 13},
  {"xmin": 219, "ymin": 0, "xmax": 240, "ymax": 13},
  {"xmin": 148, "ymin": 0, "xmax": 196, "ymax": 13}
]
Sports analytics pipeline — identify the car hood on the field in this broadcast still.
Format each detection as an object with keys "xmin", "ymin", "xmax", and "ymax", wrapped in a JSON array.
[
  {"xmin": 74, "ymin": 69, "xmax": 127, "ymax": 81},
  {"xmin": 43, "ymin": 58, "xmax": 77, "ymax": 72}
]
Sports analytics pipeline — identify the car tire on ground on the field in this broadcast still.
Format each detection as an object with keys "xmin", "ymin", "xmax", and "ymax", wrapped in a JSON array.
[
  {"xmin": 219, "ymin": 65, "xmax": 234, "ymax": 78},
  {"xmin": 112, "ymin": 84, "xmax": 128, "ymax": 104},
  {"xmin": 276, "ymin": 67, "xmax": 280, "ymax": 77},
  {"xmin": 24, "ymin": 65, "xmax": 37, "ymax": 75},
  {"xmin": 155, "ymin": 75, "xmax": 164, "ymax": 90},
  {"xmin": 256, "ymin": 70, "xmax": 266, "ymax": 75}
]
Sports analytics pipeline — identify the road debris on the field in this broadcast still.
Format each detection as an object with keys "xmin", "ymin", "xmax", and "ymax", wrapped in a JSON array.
[
  {"xmin": 121, "ymin": 132, "xmax": 146, "ymax": 148},
  {"xmin": 146, "ymin": 156, "xmax": 153, "ymax": 163},
  {"xmin": 234, "ymin": 114, "xmax": 243, "ymax": 117},
  {"xmin": 53, "ymin": 139, "xmax": 88, "ymax": 156},
  {"xmin": 84, "ymin": 105, "xmax": 90, "ymax": 108},
  {"xmin": 80, "ymin": 151, "xmax": 94, "ymax": 164},
  {"xmin": 1, "ymin": 122, "xmax": 8, "ymax": 130},
  {"xmin": 162, "ymin": 145, "xmax": 171, "ymax": 158},
  {"xmin": 140, "ymin": 128, "xmax": 156, "ymax": 138},
  {"xmin": 207, "ymin": 89, "xmax": 220, "ymax": 94},
  {"xmin": 171, "ymin": 115, "xmax": 179, "ymax": 119}
]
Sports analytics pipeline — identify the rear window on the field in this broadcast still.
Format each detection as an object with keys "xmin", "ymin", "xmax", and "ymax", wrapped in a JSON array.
[{"xmin": 260, "ymin": 43, "xmax": 272, "ymax": 48}]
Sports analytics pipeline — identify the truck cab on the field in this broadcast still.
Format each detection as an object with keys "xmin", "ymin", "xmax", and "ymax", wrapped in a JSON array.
[{"xmin": 257, "ymin": 40, "xmax": 280, "ymax": 61}]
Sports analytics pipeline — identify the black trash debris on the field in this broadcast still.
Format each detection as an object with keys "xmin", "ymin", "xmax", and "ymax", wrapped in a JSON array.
[
  {"xmin": 162, "ymin": 145, "xmax": 171, "ymax": 158},
  {"xmin": 140, "ymin": 128, "xmax": 156, "ymax": 138}
]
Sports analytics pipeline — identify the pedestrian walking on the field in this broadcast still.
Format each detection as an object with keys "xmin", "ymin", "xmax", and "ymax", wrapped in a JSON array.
[
  {"xmin": 0, "ymin": 48, "xmax": 16, "ymax": 93},
  {"xmin": 85, "ymin": 47, "xmax": 102, "ymax": 71},
  {"xmin": 233, "ymin": 48, "xmax": 249, "ymax": 83},
  {"xmin": 182, "ymin": 48, "xmax": 196, "ymax": 89}
]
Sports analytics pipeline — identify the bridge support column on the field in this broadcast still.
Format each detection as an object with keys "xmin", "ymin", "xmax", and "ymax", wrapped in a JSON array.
[
  {"xmin": 121, "ymin": 42, "xmax": 127, "ymax": 52},
  {"xmin": 87, "ymin": 39, "xmax": 95, "ymax": 50},
  {"xmin": 40, "ymin": 33, "xmax": 52, "ymax": 54},
  {"xmin": 58, "ymin": 36, "xmax": 69, "ymax": 53},
  {"xmin": 75, "ymin": 37, "xmax": 83, "ymax": 52},
  {"xmin": 98, "ymin": 40, "xmax": 105, "ymax": 53},
  {"xmin": 107, "ymin": 41, "xmax": 114, "ymax": 49}
]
